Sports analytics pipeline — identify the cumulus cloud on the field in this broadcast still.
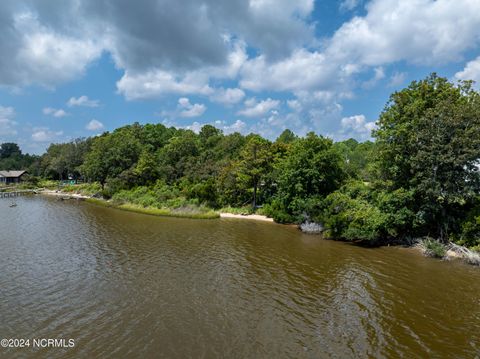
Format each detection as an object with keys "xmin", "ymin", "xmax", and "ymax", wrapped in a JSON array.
[
  {"xmin": 67, "ymin": 95, "xmax": 100, "ymax": 107},
  {"xmin": 86, "ymin": 119, "xmax": 104, "ymax": 131},
  {"xmin": 388, "ymin": 72, "xmax": 407, "ymax": 87},
  {"xmin": 2, "ymin": 0, "xmax": 480, "ymax": 143},
  {"xmin": 362, "ymin": 67, "xmax": 385, "ymax": 89},
  {"xmin": 240, "ymin": 50, "xmax": 343, "ymax": 92},
  {"xmin": 0, "ymin": 8, "xmax": 102, "ymax": 87},
  {"xmin": 340, "ymin": 0, "xmax": 361, "ymax": 12},
  {"xmin": 209, "ymin": 87, "xmax": 245, "ymax": 105},
  {"xmin": 0, "ymin": 0, "xmax": 316, "ymax": 89},
  {"xmin": 327, "ymin": 0, "xmax": 480, "ymax": 67},
  {"xmin": 0, "ymin": 106, "xmax": 17, "ymax": 136},
  {"xmin": 340, "ymin": 115, "xmax": 376, "ymax": 140},
  {"xmin": 43, "ymin": 107, "xmax": 68, "ymax": 118},
  {"xmin": 178, "ymin": 98, "xmax": 207, "ymax": 118},
  {"xmin": 455, "ymin": 56, "xmax": 480, "ymax": 88},
  {"xmin": 220, "ymin": 119, "xmax": 247, "ymax": 134},
  {"xmin": 237, "ymin": 98, "xmax": 280, "ymax": 117},
  {"xmin": 31, "ymin": 128, "xmax": 63, "ymax": 142},
  {"xmin": 0, "ymin": 106, "xmax": 15, "ymax": 120},
  {"xmin": 162, "ymin": 119, "xmax": 247, "ymax": 135},
  {"xmin": 117, "ymin": 70, "xmax": 214, "ymax": 100}
]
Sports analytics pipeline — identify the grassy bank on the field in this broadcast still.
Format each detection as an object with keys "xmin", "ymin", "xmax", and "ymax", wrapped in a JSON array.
[
  {"xmin": 84, "ymin": 197, "xmax": 219, "ymax": 219},
  {"xmin": 416, "ymin": 238, "xmax": 480, "ymax": 266}
]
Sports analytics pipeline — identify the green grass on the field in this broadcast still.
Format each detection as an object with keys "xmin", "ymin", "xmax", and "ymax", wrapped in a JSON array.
[
  {"xmin": 84, "ymin": 197, "xmax": 113, "ymax": 207},
  {"xmin": 85, "ymin": 198, "xmax": 219, "ymax": 219},
  {"xmin": 59, "ymin": 183, "xmax": 102, "ymax": 195},
  {"xmin": 37, "ymin": 179, "xmax": 59, "ymax": 189},
  {"xmin": 118, "ymin": 203, "xmax": 219, "ymax": 219},
  {"xmin": 418, "ymin": 238, "xmax": 447, "ymax": 258}
]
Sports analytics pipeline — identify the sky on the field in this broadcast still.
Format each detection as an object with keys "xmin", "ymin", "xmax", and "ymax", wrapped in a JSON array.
[{"xmin": 0, "ymin": 0, "xmax": 480, "ymax": 154}]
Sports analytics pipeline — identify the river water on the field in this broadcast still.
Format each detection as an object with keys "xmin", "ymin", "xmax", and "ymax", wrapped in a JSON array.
[{"xmin": 1, "ymin": 196, "xmax": 479, "ymax": 358}]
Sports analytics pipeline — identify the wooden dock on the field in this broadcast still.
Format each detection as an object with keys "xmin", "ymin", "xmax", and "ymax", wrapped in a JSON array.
[{"xmin": 0, "ymin": 189, "xmax": 38, "ymax": 198}]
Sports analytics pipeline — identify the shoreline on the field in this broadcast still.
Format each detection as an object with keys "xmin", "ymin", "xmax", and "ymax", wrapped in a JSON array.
[
  {"xmin": 219, "ymin": 212, "xmax": 274, "ymax": 222},
  {"xmin": 39, "ymin": 189, "xmax": 279, "ymax": 223},
  {"xmin": 36, "ymin": 189, "xmax": 480, "ymax": 267},
  {"xmin": 40, "ymin": 189, "xmax": 91, "ymax": 200}
]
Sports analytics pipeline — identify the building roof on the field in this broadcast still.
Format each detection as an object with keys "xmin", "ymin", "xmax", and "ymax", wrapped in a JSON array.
[{"xmin": 0, "ymin": 170, "xmax": 27, "ymax": 178}]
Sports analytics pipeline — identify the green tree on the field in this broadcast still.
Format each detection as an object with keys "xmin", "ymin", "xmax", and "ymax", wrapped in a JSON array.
[
  {"xmin": 158, "ymin": 131, "xmax": 199, "ymax": 183},
  {"xmin": 276, "ymin": 129, "xmax": 297, "ymax": 144},
  {"xmin": 81, "ymin": 125, "xmax": 141, "ymax": 188},
  {"xmin": 374, "ymin": 74, "xmax": 480, "ymax": 240},
  {"xmin": 238, "ymin": 135, "xmax": 273, "ymax": 209},
  {"xmin": 272, "ymin": 132, "xmax": 345, "ymax": 221},
  {"xmin": 0, "ymin": 143, "xmax": 21, "ymax": 159}
]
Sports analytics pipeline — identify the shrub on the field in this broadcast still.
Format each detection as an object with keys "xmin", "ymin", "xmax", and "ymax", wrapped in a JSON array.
[
  {"xmin": 455, "ymin": 215, "xmax": 480, "ymax": 249},
  {"xmin": 418, "ymin": 238, "xmax": 447, "ymax": 258}
]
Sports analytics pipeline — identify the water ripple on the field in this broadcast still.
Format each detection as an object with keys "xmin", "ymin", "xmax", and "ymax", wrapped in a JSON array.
[{"xmin": 0, "ymin": 197, "xmax": 479, "ymax": 358}]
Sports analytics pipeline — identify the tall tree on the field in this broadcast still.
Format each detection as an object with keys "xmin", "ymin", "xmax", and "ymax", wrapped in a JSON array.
[
  {"xmin": 0, "ymin": 143, "xmax": 21, "ymax": 159},
  {"xmin": 236, "ymin": 135, "xmax": 273, "ymax": 209},
  {"xmin": 374, "ymin": 74, "xmax": 480, "ymax": 240},
  {"xmin": 274, "ymin": 132, "xmax": 345, "ymax": 220}
]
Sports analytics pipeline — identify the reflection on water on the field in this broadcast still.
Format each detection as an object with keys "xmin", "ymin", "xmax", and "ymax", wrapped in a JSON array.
[{"xmin": 1, "ymin": 196, "xmax": 479, "ymax": 358}]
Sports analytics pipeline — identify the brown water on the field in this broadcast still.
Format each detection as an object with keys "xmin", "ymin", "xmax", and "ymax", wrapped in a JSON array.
[{"xmin": 1, "ymin": 196, "xmax": 479, "ymax": 358}]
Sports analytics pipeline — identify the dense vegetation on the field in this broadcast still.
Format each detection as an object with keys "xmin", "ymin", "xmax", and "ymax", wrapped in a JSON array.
[
  {"xmin": 3, "ymin": 74, "xmax": 480, "ymax": 249},
  {"xmin": 0, "ymin": 143, "xmax": 40, "ymax": 174}
]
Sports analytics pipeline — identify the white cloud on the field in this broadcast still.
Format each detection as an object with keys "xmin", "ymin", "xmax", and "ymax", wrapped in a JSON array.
[
  {"xmin": 237, "ymin": 98, "xmax": 280, "ymax": 117},
  {"xmin": 287, "ymin": 99, "xmax": 302, "ymax": 112},
  {"xmin": 240, "ymin": 50, "xmax": 340, "ymax": 92},
  {"xmin": 115, "ymin": 38, "xmax": 248, "ymax": 101},
  {"xmin": 43, "ymin": 107, "xmax": 68, "ymax": 118},
  {"xmin": 388, "ymin": 72, "xmax": 407, "ymax": 87},
  {"xmin": 362, "ymin": 67, "xmax": 385, "ymax": 89},
  {"xmin": 67, "ymin": 95, "xmax": 100, "ymax": 107},
  {"xmin": 177, "ymin": 97, "xmax": 207, "ymax": 118},
  {"xmin": 31, "ymin": 128, "xmax": 63, "ymax": 142},
  {"xmin": 340, "ymin": 114, "xmax": 376, "ymax": 139},
  {"xmin": 328, "ymin": 0, "xmax": 480, "ymax": 67},
  {"xmin": 0, "ymin": 106, "xmax": 17, "ymax": 136},
  {"xmin": 6, "ymin": 12, "xmax": 103, "ymax": 88},
  {"xmin": 117, "ymin": 70, "xmax": 213, "ymax": 100},
  {"xmin": 340, "ymin": 0, "xmax": 361, "ymax": 12},
  {"xmin": 86, "ymin": 119, "xmax": 104, "ymax": 131},
  {"xmin": 222, "ymin": 119, "xmax": 247, "ymax": 134},
  {"xmin": 238, "ymin": 98, "xmax": 280, "ymax": 117},
  {"xmin": 0, "ymin": 106, "xmax": 15, "ymax": 120},
  {"xmin": 455, "ymin": 56, "xmax": 480, "ymax": 88},
  {"xmin": 162, "ymin": 119, "xmax": 247, "ymax": 135},
  {"xmin": 209, "ymin": 88, "xmax": 245, "ymax": 105}
]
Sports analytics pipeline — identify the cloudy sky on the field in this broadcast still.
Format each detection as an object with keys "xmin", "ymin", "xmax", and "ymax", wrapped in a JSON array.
[{"xmin": 1, "ymin": 0, "xmax": 480, "ymax": 153}]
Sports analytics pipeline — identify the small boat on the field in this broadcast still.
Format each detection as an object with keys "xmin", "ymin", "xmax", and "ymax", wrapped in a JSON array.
[{"xmin": 9, "ymin": 203, "xmax": 17, "ymax": 207}]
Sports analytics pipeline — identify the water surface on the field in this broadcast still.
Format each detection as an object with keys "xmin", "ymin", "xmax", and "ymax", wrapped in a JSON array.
[{"xmin": 1, "ymin": 196, "xmax": 479, "ymax": 358}]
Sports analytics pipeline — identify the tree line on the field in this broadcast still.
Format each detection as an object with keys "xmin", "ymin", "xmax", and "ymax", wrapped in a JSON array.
[{"xmin": 3, "ymin": 74, "xmax": 480, "ymax": 248}]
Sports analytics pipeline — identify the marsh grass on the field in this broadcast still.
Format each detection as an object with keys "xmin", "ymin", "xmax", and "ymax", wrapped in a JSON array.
[
  {"xmin": 417, "ymin": 238, "xmax": 447, "ymax": 258},
  {"xmin": 85, "ymin": 198, "xmax": 219, "ymax": 219}
]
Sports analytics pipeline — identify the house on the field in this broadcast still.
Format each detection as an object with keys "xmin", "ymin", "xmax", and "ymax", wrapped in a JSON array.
[{"xmin": 0, "ymin": 170, "xmax": 27, "ymax": 184}]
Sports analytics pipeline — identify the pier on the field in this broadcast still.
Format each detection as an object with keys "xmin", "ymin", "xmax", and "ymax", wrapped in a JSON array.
[{"xmin": 0, "ymin": 189, "xmax": 38, "ymax": 198}]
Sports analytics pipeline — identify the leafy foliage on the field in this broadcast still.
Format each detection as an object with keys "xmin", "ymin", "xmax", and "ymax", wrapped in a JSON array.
[{"xmin": 5, "ymin": 73, "xmax": 480, "ymax": 248}]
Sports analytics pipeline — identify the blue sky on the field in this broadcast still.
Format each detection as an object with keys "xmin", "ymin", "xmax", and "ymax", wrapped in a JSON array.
[{"xmin": 0, "ymin": 0, "xmax": 479, "ymax": 154}]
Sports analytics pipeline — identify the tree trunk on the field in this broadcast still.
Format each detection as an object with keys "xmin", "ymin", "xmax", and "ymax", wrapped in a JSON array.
[{"xmin": 253, "ymin": 178, "xmax": 257, "ymax": 210}]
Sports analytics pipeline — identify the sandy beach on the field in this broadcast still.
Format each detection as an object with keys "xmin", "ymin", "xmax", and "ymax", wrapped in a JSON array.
[
  {"xmin": 219, "ymin": 213, "xmax": 274, "ymax": 222},
  {"xmin": 40, "ymin": 189, "xmax": 91, "ymax": 200}
]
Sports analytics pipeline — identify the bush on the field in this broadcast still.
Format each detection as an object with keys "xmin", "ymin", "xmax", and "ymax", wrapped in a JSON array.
[
  {"xmin": 184, "ymin": 178, "xmax": 218, "ymax": 207},
  {"xmin": 317, "ymin": 181, "xmax": 416, "ymax": 242},
  {"xmin": 261, "ymin": 200, "xmax": 299, "ymax": 224},
  {"xmin": 111, "ymin": 182, "xmax": 201, "ymax": 210},
  {"xmin": 418, "ymin": 238, "xmax": 447, "ymax": 258},
  {"xmin": 455, "ymin": 214, "xmax": 480, "ymax": 249},
  {"xmin": 320, "ymin": 191, "xmax": 387, "ymax": 241}
]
